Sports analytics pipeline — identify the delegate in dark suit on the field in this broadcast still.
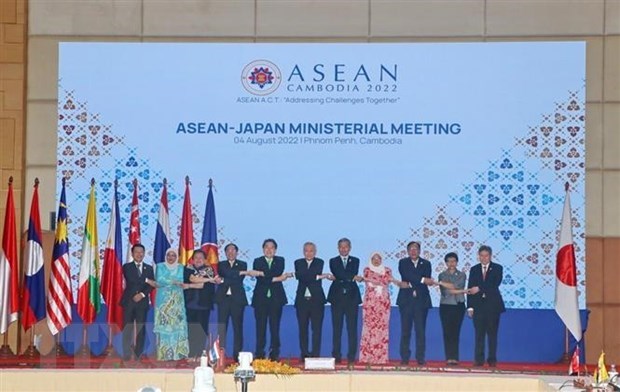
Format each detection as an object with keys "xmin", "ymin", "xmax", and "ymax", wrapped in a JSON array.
[
  {"xmin": 121, "ymin": 246, "xmax": 154, "ymax": 360},
  {"xmin": 294, "ymin": 255, "xmax": 327, "ymax": 359},
  {"xmin": 467, "ymin": 247, "xmax": 505, "ymax": 366},
  {"xmin": 216, "ymin": 255, "xmax": 249, "ymax": 361},
  {"xmin": 252, "ymin": 254, "xmax": 288, "ymax": 360},
  {"xmin": 396, "ymin": 247, "xmax": 432, "ymax": 365},
  {"xmin": 327, "ymin": 249, "xmax": 362, "ymax": 363}
]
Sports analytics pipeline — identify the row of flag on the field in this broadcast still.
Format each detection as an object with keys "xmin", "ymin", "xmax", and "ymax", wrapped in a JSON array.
[
  {"xmin": 0, "ymin": 176, "xmax": 218, "ymax": 337},
  {"xmin": 0, "ymin": 176, "xmax": 584, "ymax": 363}
]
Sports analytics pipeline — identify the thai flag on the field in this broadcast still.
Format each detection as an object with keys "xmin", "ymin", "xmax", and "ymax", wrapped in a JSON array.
[
  {"xmin": 21, "ymin": 179, "xmax": 46, "ymax": 331},
  {"xmin": 152, "ymin": 179, "xmax": 171, "ymax": 304},
  {"xmin": 209, "ymin": 336, "xmax": 220, "ymax": 363},
  {"xmin": 201, "ymin": 180, "xmax": 218, "ymax": 274},
  {"xmin": 153, "ymin": 179, "xmax": 171, "ymax": 265}
]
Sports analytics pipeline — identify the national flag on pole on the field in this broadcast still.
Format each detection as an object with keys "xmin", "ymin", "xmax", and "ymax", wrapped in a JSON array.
[
  {"xmin": 0, "ymin": 177, "xmax": 19, "ymax": 334},
  {"xmin": 101, "ymin": 180, "xmax": 124, "ymax": 331},
  {"xmin": 179, "ymin": 176, "xmax": 194, "ymax": 266},
  {"xmin": 153, "ymin": 179, "xmax": 171, "ymax": 265},
  {"xmin": 20, "ymin": 179, "xmax": 46, "ymax": 330},
  {"xmin": 201, "ymin": 179, "xmax": 218, "ymax": 275},
  {"xmin": 209, "ymin": 336, "xmax": 220, "ymax": 363},
  {"xmin": 77, "ymin": 180, "xmax": 101, "ymax": 324},
  {"xmin": 569, "ymin": 346, "xmax": 580, "ymax": 375},
  {"xmin": 598, "ymin": 351, "xmax": 609, "ymax": 382},
  {"xmin": 554, "ymin": 182, "xmax": 582, "ymax": 342},
  {"xmin": 151, "ymin": 179, "xmax": 171, "ymax": 304},
  {"xmin": 47, "ymin": 178, "xmax": 73, "ymax": 335},
  {"xmin": 126, "ymin": 179, "xmax": 141, "ymax": 263}
]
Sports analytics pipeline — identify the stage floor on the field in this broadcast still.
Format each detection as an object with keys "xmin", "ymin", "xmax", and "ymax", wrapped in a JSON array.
[
  {"xmin": 0, "ymin": 368, "xmax": 572, "ymax": 391},
  {"xmin": 0, "ymin": 355, "xmax": 572, "ymax": 374},
  {"xmin": 0, "ymin": 356, "xmax": 576, "ymax": 391}
]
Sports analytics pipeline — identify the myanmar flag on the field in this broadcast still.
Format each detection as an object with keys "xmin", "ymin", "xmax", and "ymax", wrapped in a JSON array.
[{"xmin": 77, "ymin": 181, "xmax": 101, "ymax": 324}]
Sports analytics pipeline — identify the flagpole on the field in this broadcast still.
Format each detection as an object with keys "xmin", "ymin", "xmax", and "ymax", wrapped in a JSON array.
[
  {"xmin": 76, "ymin": 179, "xmax": 96, "ymax": 359},
  {"xmin": 563, "ymin": 182, "xmax": 573, "ymax": 364},
  {"xmin": 0, "ymin": 177, "xmax": 16, "ymax": 358},
  {"xmin": 48, "ymin": 176, "xmax": 71, "ymax": 358},
  {"xmin": 556, "ymin": 182, "xmax": 579, "ymax": 365},
  {"xmin": 102, "ymin": 326, "xmax": 116, "ymax": 358},
  {"xmin": 23, "ymin": 325, "xmax": 40, "ymax": 358},
  {"xmin": 53, "ymin": 331, "xmax": 68, "ymax": 357},
  {"xmin": 557, "ymin": 327, "xmax": 571, "ymax": 364},
  {"xmin": 77, "ymin": 325, "xmax": 90, "ymax": 357},
  {"xmin": 102, "ymin": 180, "xmax": 117, "ymax": 358},
  {"xmin": 0, "ymin": 333, "xmax": 14, "ymax": 357},
  {"xmin": 21, "ymin": 178, "xmax": 43, "ymax": 359},
  {"xmin": 101, "ymin": 177, "xmax": 124, "ymax": 360}
]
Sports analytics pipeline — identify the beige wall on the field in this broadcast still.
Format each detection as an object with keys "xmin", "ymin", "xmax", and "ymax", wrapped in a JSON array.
[
  {"xmin": 11, "ymin": 0, "xmax": 620, "ymax": 363},
  {"xmin": 0, "ymin": 0, "xmax": 26, "ymax": 353}
]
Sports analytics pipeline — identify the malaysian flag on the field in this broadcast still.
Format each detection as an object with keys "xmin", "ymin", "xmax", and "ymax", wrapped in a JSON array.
[{"xmin": 46, "ymin": 177, "xmax": 73, "ymax": 335}]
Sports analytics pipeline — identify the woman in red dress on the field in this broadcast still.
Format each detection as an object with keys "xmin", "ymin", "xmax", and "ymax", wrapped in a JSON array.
[{"xmin": 359, "ymin": 252, "xmax": 397, "ymax": 364}]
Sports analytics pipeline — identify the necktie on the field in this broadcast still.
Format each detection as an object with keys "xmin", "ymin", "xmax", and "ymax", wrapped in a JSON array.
[
  {"xmin": 266, "ymin": 258, "xmax": 272, "ymax": 298},
  {"xmin": 227, "ymin": 260, "xmax": 235, "ymax": 295},
  {"xmin": 136, "ymin": 263, "xmax": 142, "ymax": 277},
  {"xmin": 482, "ymin": 265, "xmax": 487, "ymax": 280},
  {"xmin": 305, "ymin": 260, "xmax": 312, "ymax": 297},
  {"xmin": 342, "ymin": 257, "xmax": 348, "ymax": 268}
]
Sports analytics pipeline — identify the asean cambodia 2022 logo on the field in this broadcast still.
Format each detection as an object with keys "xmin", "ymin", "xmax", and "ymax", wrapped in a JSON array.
[{"xmin": 241, "ymin": 60, "xmax": 282, "ymax": 96}]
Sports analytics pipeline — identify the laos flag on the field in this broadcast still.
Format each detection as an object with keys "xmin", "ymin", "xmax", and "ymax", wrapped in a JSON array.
[{"xmin": 21, "ymin": 179, "xmax": 46, "ymax": 330}]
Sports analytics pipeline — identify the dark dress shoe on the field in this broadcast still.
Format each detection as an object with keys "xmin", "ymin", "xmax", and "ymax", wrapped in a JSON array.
[
  {"xmin": 488, "ymin": 361, "xmax": 497, "ymax": 367},
  {"xmin": 417, "ymin": 360, "xmax": 426, "ymax": 366},
  {"xmin": 400, "ymin": 360, "xmax": 409, "ymax": 366},
  {"xmin": 473, "ymin": 362, "xmax": 484, "ymax": 367}
]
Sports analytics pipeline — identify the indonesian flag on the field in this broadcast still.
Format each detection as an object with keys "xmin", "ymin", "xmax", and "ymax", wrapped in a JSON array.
[
  {"xmin": 21, "ymin": 179, "xmax": 46, "ymax": 330},
  {"xmin": 569, "ymin": 346, "xmax": 580, "ymax": 375},
  {"xmin": 554, "ymin": 182, "xmax": 582, "ymax": 341},
  {"xmin": 0, "ymin": 177, "xmax": 19, "ymax": 334},
  {"xmin": 126, "ymin": 179, "xmax": 141, "ymax": 263},
  {"xmin": 179, "ymin": 176, "xmax": 195, "ymax": 266},
  {"xmin": 46, "ymin": 178, "xmax": 73, "ymax": 335},
  {"xmin": 101, "ymin": 181, "xmax": 124, "ymax": 331},
  {"xmin": 77, "ymin": 180, "xmax": 101, "ymax": 324},
  {"xmin": 200, "ymin": 180, "xmax": 218, "ymax": 275}
]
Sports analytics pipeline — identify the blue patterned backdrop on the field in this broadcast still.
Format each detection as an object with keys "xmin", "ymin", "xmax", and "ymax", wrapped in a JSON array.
[{"xmin": 57, "ymin": 84, "xmax": 585, "ymax": 310}]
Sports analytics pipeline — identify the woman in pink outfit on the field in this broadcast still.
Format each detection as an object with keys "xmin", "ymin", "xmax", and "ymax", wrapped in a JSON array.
[{"xmin": 359, "ymin": 252, "xmax": 397, "ymax": 364}]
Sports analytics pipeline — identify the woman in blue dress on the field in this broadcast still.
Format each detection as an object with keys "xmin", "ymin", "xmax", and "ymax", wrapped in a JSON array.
[{"xmin": 153, "ymin": 248, "xmax": 190, "ymax": 361}]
